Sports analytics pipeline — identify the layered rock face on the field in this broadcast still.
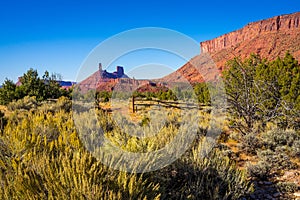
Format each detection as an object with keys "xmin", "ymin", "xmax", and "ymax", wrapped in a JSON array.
[
  {"xmin": 163, "ymin": 12, "xmax": 300, "ymax": 84},
  {"xmin": 200, "ymin": 12, "xmax": 300, "ymax": 54}
]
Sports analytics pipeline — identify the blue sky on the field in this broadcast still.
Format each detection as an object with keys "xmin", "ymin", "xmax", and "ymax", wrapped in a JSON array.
[{"xmin": 0, "ymin": 0, "xmax": 299, "ymax": 83}]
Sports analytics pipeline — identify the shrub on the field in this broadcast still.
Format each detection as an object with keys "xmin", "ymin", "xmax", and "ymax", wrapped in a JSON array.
[
  {"xmin": 261, "ymin": 129, "xmax": 300, "ymax": 151},
  {"xmin": 276, "ymin": 182, "xmax": 298, "ymax": 193},
  {"xmin": 139, "ymin": 115, "xmax": 150, "ymax": 127},
  {"xmin": 261, "ymin": 149, "xmax": 296, "ymax": 171},
  {"xmin": 150, "ymin": 142, "xmax": 253, "ymax": 199},
  {"xmin": 247, "ymin": 160, "xmax": 271, "ymax": 180},
  {"xmin": 241, "ymin": 132, "xmax": 262, "ymax": 154},
  {"xmin": 247, "ymin": 149, "xmax": 296, "ymax": 180},
  {"xmin": 56, "ymin": 96, "xmax": 72, "ymax": 111},
  {"xmin": 291, "ymin": 139, "xmax": 300, "ymax": 157},
  {"xmin": 7, "ymin": 96, "xmax": 38, "ymax": 111}
]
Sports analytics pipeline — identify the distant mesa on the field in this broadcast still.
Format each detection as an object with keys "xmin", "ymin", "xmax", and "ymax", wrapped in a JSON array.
[
  {"xmin": 15, "ymin": 77, "xmax": 76, "ymax": 90},
  {"xmin": 58, "ymin": 81, "xmax": 76, "ymax": 90}
]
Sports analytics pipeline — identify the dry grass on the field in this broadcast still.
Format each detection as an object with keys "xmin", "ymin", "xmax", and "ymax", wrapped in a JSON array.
[
  {"xmin": 0, "ymin": 105, "xmax": 9, "ymax": 117},
  {"xmin": 224, "ymin": 138, "xmax": 259, "ymax": 169},
  {"xmin": 226, "ymin": 139, "xmax": 239, "ymax": 153},
  {"xmin": 0, "ymin": 105, "xmax": 6, "ymax": 112}
]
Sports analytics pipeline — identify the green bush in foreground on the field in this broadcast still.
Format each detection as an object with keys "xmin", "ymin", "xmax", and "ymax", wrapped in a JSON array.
[{"xmin": 247, "ymin": 128, "xmax": 300, "ymax": 180}]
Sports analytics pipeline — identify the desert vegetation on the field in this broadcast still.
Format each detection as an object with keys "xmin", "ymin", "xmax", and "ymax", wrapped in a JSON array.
[
  {"xmin": 222, "ymin": 52, "xmax": 300, "ymax": 199},
  {"xmin": 0, "ymin": 53, "xmax": 299, "ymax": 199}
]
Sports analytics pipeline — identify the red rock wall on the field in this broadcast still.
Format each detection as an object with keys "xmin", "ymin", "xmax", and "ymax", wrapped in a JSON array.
[{"xmin": 200, "ymin": 12, "xmax": 300, "ymax": 53}]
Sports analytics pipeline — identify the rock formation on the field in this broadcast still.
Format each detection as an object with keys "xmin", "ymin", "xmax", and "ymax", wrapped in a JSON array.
[
  {"xmin": 98, "ymin": 63, "xmax": 128, "ymax": 79},
  {"xmin": 201, "ymin": 12, "xmax": 300, "ymax": 54},
  {"xmin": 163, "ymin": 12, "xmax": 300, "ymax": 84},
  {"xmin": 77, "ymin": 64, "xmax": 163, "ymax": 92}
]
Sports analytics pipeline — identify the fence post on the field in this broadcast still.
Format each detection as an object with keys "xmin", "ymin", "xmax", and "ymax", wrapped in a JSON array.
[{"xmin": 132, "ymin": 96, "xmax": 135, "ymax": 113}]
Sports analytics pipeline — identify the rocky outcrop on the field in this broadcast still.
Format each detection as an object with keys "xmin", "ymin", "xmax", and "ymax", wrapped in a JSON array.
[
  {"xmin": 77, "ymin": 64, "xmax": 130, "ymax": 92},
  {"xmin": 201, "ymin": 12, "xmax": 300, "ymax": 53},
  {"xmin": 98, "ymin": 64, "xmax": 128, "ymax": 79}
]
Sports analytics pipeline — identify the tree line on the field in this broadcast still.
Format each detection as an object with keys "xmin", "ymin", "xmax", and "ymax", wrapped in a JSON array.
[{"xmin": 0, "ymin": 69, "xmax": 71, "ymax": 105}]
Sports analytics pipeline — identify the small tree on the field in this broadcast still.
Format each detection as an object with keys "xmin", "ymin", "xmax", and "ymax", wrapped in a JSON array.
[
  {"xmin": 224, "ymin": 53, "xmax": 300, "ymax": 134},
  {"xmin": 224, "ymin": 55, "xmax": 261, "ymax": 134},
  {"xmin": 18, "ymin": 68, "xmax": 45, "ymax": 100},
  {"xmin": 194, "ymin": 82, "xmax": 211, "ymax": 105},
  {"xmin": 0, "ymin": 79, "xmax": 17, "ymax": 105},
  {"xmin": 42, "ymin": 71, "xmax": 63, "ymax": 99},
  {"xmin": 256, "ymin": 52, "xmax": 300, "ymax": 128}
]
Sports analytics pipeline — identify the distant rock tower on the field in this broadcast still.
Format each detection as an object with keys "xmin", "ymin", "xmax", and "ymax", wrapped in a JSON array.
[
  {"xmin": 99, "ymin": 63, "xmax": 103, "ymax": 78},
  {"xmin": 117, "ymin": 66, "xmax": 124, "ymax": 77},
  {"xmin": 98, "ymin": 63, "xmax": 103, "ymax": 72}
]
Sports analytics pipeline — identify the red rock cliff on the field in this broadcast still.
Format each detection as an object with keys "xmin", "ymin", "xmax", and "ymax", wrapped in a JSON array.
[
  {"xmin": 200, "ymin": 12, "xmax": 300, "ymax": 53},
  {"xmin": 163, "ymin": 12, "xmax": 300, "ymax": 84}
]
